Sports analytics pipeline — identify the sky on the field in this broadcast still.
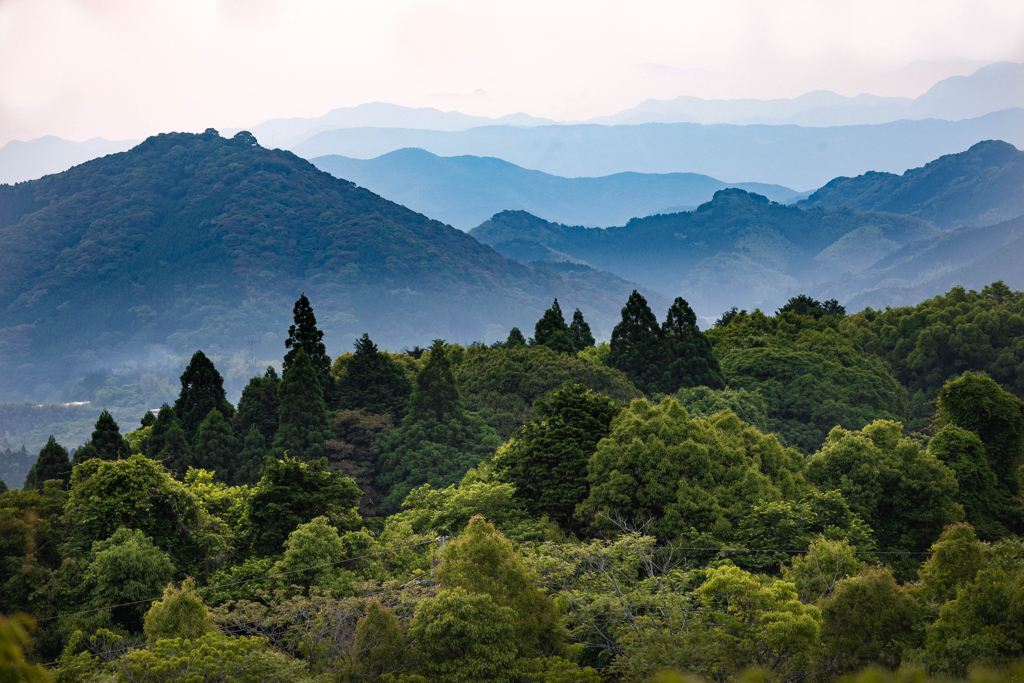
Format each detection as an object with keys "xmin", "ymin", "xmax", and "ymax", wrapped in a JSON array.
[{"xmin": 1, "ymin": 0, "xmax": 1023, "ymax": 146}]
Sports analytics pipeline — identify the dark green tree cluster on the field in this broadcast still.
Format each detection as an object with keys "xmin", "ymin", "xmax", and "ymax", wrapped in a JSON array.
[{"xmin": 334, "ymin": 333, "xmax": 412, "ymax": 419}]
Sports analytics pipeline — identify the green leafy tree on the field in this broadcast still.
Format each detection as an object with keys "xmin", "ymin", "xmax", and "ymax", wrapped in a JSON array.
[
  {"xmin": 779, "ymin": 294, "xmax": 845, "ymax": 319},
  {"xmin": 673, "ymin": 385, "xmax": 769, "ymax": 433},
  {"xmin": 273, "ymin": 516, "xmax": 363, "ymax": 595},
  {"xmin": 85, "ymin": 527, "xmax": 175, "ymax": 633},
  {"xmin": 569, "ymin": 308, "xmax": 596, "ymax": 352},
  {"xmin": 0, "ymin": 613, "xmax": 50, "ymax": 682},
  {"xmin": 661, "ymin": 297, "xmax": 725, "ymax": 390},
  {"xmin": 782, "ymin": 537, "xmax": 865, "ymax": 604},
  {"xmin": 283, "ymin": 293, "xmax": 332, "ymax": 390},
  {"xmin": 324, "ymin": 409, "xmax": 393, "ymax": 517},
  {"xmin": 146, "ymin": 404, "xmax": 178, "ymax": 457},
  {"xmin": 234, "ymin": 424, "xmax": 268, "ymax": 486},
  {"xmin": 234, "ymin": 367, "xmax": 280, "ymax": 444},
  {"xmin": 409, "ymin": 587, "xmax": 518, "ymax": 683},
  {"xmin": 437, "ymin": 516, "xmax": 566, "ymax": 657},
  {"xmin": 505, "ymin": 327, "xmax": 527, "ymax": 348},
  {"xmin": 193, "ymin": 409, "xmax": 239, "ymax": 482},
  {"xmin": 335, "ymin": 333, "xmax": 412, "ymax": 419},
  {"xmin": 143, "ymin": 578, "xmax": 218, "ymax": 642},
  {"xmin": 917, "ymin": 523, "xmax": 987, "ymax": 603},
  {"xmin": 607, "ymin": 290, "xmax": 670, "ymax": 395},
  {"xmin": 23, "ymin": 435, "xmax": 71, "ymax": 489},
  {"xmin": 158, "ymin": 419, "xmax": 194, "ymax": 477},
  {"xmin": 351, "ymin": 599, "xmax": 411, "ymax": 680},
  {"xmin": 174, "ymin": 351, "xmax": 235, "ymax": 444},
  {"xmin": 494, "ymin": 383, "xmax": 621, "ymax": 530},
  {"xmin": 243, "ymin": 456, "xmax": 361, "ymax": 557},
  {"xmin": 534, "ymin": 299, "xmax": 574, "ymax": 354},
  {"xmin": 375, "ymin": 341, "xmax": 501, "ymax": 513},
  {"xmin": 273, "ymin": 348, "xmax": 331, "ymax": 461}
]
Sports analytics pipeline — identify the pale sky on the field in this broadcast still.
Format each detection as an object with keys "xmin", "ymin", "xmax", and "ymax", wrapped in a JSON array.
[{"xmin": 1, "ymin": 0, "xmax": 1023, "ymax": 146}]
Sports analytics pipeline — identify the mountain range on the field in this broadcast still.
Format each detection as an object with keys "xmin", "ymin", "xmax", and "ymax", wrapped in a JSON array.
[
  {"xmin": 0, "ymin": 130, "xmax": 659, "ymax": 401},
  {"xmin": 0, "ymin": 136, "xmax": 138, "ymax": 185},
  {"xmin": 311, "ymin": 148, "xmax": 802, "ymax": 230}
]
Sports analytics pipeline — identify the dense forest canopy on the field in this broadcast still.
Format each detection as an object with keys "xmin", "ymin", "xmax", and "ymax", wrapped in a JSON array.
[{"xmin": 3, "ymin": 283, "xmax": 1024, "ymax": 682}]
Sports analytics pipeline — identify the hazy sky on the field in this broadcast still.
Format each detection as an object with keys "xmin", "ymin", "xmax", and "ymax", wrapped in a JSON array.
[{"xmin": 1, "ymin": 0, "xmax": 1023, "ymax": 145}]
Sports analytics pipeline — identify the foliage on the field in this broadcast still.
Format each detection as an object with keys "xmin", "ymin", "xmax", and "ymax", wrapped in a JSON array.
[
  {"xmin": 607, "ymin": 290, "xmax": 671, "ymax": 395},
  {"xmin": 0, "ymin": 613, "xmax": 50, "ymax": 682},
  {"xmin": 145, "ymin": 405, "xmax": 177, "ymax": 458},
  {"xmin": 174, "ymin": 351, "xmax": 234, "ymax": 444},
  {"xmin": 778, "ymin": 294, "xmax": 845, "ymax": 319},
  {"xmin": 234, "ymin": 425, "xmax": 267, "ymax": 486},
  {"xmin": 917, "ymin": 523, "xmax": 987, "ymax": 603},
  {"xmin": 569, "ymin": 309, "xmax": 595, "ymax": 352},
  {"xmin": 324, "ymin": 410, "xmax": 393, "ymax": 518},
  {"xmin": 505, "ymin": 327, "xmax": 527, "ymax": 348},
  {"xmin": 234, "ymin": 368, "xmax": 280, "ymax": 445},
  {"xmin": 84, "ymin": 410, "xmax": 129, "ymax": 462},
  {"xmin": 156, "ymin": 419, "xmax": 193, "ymax": 479},
  {"xmin": 333, "ymin": 334, "xmax": 412, "ymax": 419},
  {"xmin": 534, "ymin": 299, "xmax": 574, "ymax": 354},
  {"xmin": 85, "ymin": 527, "xmax": 175, "ymax": 633},
  {"xmin": 23, "ymin": 436, "xmax": 71, "ymax": 489},
  {"xmin": 782, "ymin": 536, "xmax": 865, "ymax": 604},
  {"xmin": 193, "ymin": 409, "xmax": 238, "ymax": 483},
  {"xmin": 143, "ymin": 578, "xmax": 218, "ymax": 642},
  {"xmin": 662, "ymin": 297, "xmax": 726, "ymax": 391},
  {"xmin": 494, "ymin": 383, "xmax": 622, "ymax": 530},
  {"xmin": 273, "ymin": 348, "xmax": 331, "ymax": 461},
  {"xmin": 273, "ymin": 516, "xmax": 364, "ymax": 596},
  {"xmin": 351, "ymin": 599, "xmax": 410, "ymax": 680},
  {"xmin": 673, "ymin": 385, "xmax": 769, "ymax": 433},
  {"xmin": 283, "ymin": 293, "xmax": 333, "ymax": 393}
]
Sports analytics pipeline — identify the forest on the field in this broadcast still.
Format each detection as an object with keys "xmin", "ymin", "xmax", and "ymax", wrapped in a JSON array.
[{"xmin": 3, "ymin": 282, "xmax": 1024, "ymax": 683}]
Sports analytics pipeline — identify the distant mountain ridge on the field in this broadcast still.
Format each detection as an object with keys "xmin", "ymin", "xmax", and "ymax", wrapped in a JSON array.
[
  {"xmin": 0, "ymin": 130, "xmax": 659, "ymax": 401},
  {"xmin": 0, "ymin": 136, "xmax": 138, "ymax": 185},
  {"xmin": 311, "ymin": 148, "xmax": 801, "ymax": 230},
  {"xmin": 799, "ymin": 140, "xmax": 1024, "ymax": 228}
]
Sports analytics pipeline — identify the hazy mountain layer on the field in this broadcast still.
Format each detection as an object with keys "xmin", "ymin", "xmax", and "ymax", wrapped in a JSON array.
[
  {"xmin": 0, "ymin": 136, "xmax": 139, "ymax": 185},
  {"xmin": 799, "ymin": 140, "xmax": 1024, "ymax": 228},
  {"xmin": 470, "ymin": 189, "xmax": 938, "ymax": 318},
  {"xmin": 0, "ymin": 130, "xmax": 659, "ymax": 401},
  {"xmin": 311, "ymin": 148, "xmax": 801, "ymax": 230},
  {"xmin": 293, "ymin": 109, "xmax": 1024, "ymax": 190}
]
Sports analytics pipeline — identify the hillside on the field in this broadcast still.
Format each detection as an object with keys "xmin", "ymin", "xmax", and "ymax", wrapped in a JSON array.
[
  {"xmin": 471, "ymin": 189, "xmax": 938, "ymax": 318},
  {"xmin": 291, "ymin": 109, "xmax": 1024, "ymax": 190},
  {"xmin": 799, "ymin": 140, "xmax": 1024, "ymax": 228},
  {"xmin": 0, "ymin": 130, "xmax": 658, "ymax": 402},
  {"xmin": 311, "ymin": 148, "xmax": 801, "ymax": 230}
]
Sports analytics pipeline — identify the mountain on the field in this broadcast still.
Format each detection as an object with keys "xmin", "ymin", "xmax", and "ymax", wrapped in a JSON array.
[
  {"xmin": 470, "ymin": 189, "xmax": 939, "ymax": 319},
  {"xmin": 798, "ymin": 140, "xmax": 1024, "ymax": 228},
  {"xmin": 292, "ymin": 109, "xmax": 1024, "ymax": 190},
  {"xmin": 0, "ymin": 136, "xmax": 139, "ymax": 185},
  {"xmin": 221, "ymin": 102, "xmax": 555, "ymax": 149},
  {"xmin": 0, "ymin": 130, "xmax": 659, "ymax": 401},
  {"xmin": 591, "ymin": 62, "xmax": 1024, "ymax": 127},
  {"xmin": 311, "ymin": 148, "xmax": 801, "ymax": 230}
]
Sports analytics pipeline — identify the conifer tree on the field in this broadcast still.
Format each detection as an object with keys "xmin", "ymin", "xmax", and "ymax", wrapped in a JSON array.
[
  {"xmin": 534, "ymin": 299, "xmax": 574, "ymax": 354},
  {"xmin": 375, "ymin": 340, "xmax": 501, "ymax": 513},
  {"xmin": 570, "ymin": 308, "xmax": 596, "ymax": 352},
  {"xmin": 159, "ymin": 420, "xmax": 194, "ymax": 477},
  {"xmin": 140, "ymin": 411, "xmax": 156, "ymax": 428},
  {"xmin": 505, "ymin": 327, "xmax": 527, "ymax": 348},
  {"xmin": 283, "ymin": 293, "xmax": 332, "ymax": 386},
  {"xmin": 336, "ymin": 333, "xmax": 412, "ymax": 419},
  {"xmin": 234, "ymin": 424, "xmax": 268, "ymax": 485},
  {"xmin": 89, "ymin": 409, "xmax": 129, "ymax": 461},
  {"xmin": 608, "ymin": 290, "xmax": 671, "ymax": 395},
  {"xmin": 146, "ymin": 404, "xmax": 178, "ymax": 457},
  {"xmin": 274, "ymin": 348, "xmax": 331, "ymax": 461},
  {"xmin": 192, "ymin": 409, "xmax": 239, "ymax": 481},
  {"xmin": 234, "ymin": 366, "xmax": 281, "ymax": 443},
  {"xmin": 174, "ymin": 351, "xmax": 234, "ymax": 444},
  {"xmin": 24, "ymin": 435, "xmax": 72, "ymax": 489},
  {"xmin": 662, "ymin": 297, "xmax": 726, "ymax": 390}
]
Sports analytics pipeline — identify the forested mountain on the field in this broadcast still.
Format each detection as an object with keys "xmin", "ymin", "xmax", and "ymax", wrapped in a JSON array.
[
  {"xmin": 471, "ymin": 189, "xmax": 938, "ymax": 317},
  {"xmin": 311, "ymin": 148, "xmax": 801, "ymax": 230},
  {"xmin": 800, "ymin": 140, "xmax": 1024, "ymax": 228},
  {"xmin": 0, "ymin": 130, "xmax": 657, "ymax": 402}
]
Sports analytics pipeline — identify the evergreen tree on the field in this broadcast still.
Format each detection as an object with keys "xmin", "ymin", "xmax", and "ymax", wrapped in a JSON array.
[
  {"xmin": 174, "ymin": 351, "xmax": 234, "ymax": 444},
  {"xmin": 662, "ymin": 297, "xmax": 726, "ymax": 390},
  {"xmin": 534, "ymin": 299, "xmax": 574, "ymax": 354},
  {"xmin": 140, "ymin": 411, "xmax": 156, "ymax": 428},
  {"xmin": 234, "ymin": 424, "xmax": 268, "ymax": 486},
  {"xmin": 607, "ymin": 290, "xmax": 671, "ymax": 395},
  {"xmin": 273, "ymin": 348, "xmax": 331, "ymax": 461},
  {"xmin": 23, "ymin": 435, "xmax": 72, "ymax": 489},
  {"xmin": 146, "ymin": 404, "xmax": 178, "ymax": 457},
  {"xmin": 569, "ymin": 308, "xmax": 596, "ymax": 352},
  {"xmin": 375, "ymin": 340, "xmax": 502, "ymax": 513},
  {"xmin": 234, "ymin": 367, "xmax": 280, "ymax": 444},
  {"xmin": 159, "ymin": 420, "xmax": 194, "ymax": 477},
  {"xmin": 192, "ymin": 409, "xmax": 239, "ymax": 481},
  {"xmin": 336, "ymin": 333, "xmax": 412, "ymax": 419},
  {"xmin": 89, "ymin": 409, "xmax": 128, "ymax": 461},
  {"xmin": 283, "ymin": 293, "xmax": 332, "ymax": 388},
  {"xmin": 505, "ymin": 327, "xmax": 527, "ymax": 348}
]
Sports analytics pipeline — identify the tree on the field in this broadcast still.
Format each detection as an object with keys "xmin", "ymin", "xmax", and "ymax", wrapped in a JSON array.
[
  {"xmin": 174, "ymin": 351, "xmax": 234, "ymax": 444},
  {"xmin": 324, "ymin": 409, "xmax": 393, "ymax": 517},
  {"xmin": 144, "ymin": 578, "xmax": 218, "ymax": 642},
  {"xmin": 140, "ymin": 410, "xmax": 156, "ymax": 428},
  {"xmin": 569, "ymin": 309, "xmax": 596, "ymax": 352},
  {"xmin": 86, "ymin": 409, "xmax": 128, "ymax": 461},
  {"xmin": 374, "ymin": 341, "xmax": 501, "ymax": 513},
  {"xmin": 409, "ymin": 587, "xmax": 518, "ymax": 683},
  {"xmin": 534, "ymin": 299, "xmax": 574, "ymax": 354},
  {"xmin": 352, "ymin": 599, "xmax": 410, "ymax": 680},
  {"xmin": 0, "ymin": 613, "xmax": 50, "ymax": 682},
  {"xmin": 437, "ymin": 516, "xmax": 566, "ymax": 657},
  {"xmin": 505, "ymin": 327, "xmax": 527, "ymax": 348},
  {"xmin": 673, "ymin": 385, "xmax": 769, "ymax": 433},
  {"xmin": 778, "ymin": 294, "xmax": 845, "ymax": 319},
  {"xmin": 283, "ymin": 293, "xmax": 332, "ymax": 389},
  {"xmin": 158, "ymin": 418, "xmax": 194, "ymax": 477},
  {"xmin": 335, "ymin": 333, "xmax": 412, "ymax": 419},
  {"xmin": 193, "ymin": 409, "xmax": 239, "ymax": 482},
  {"xmin": 234, "ymin": 424, "xmax": 268, "ymax": 486},
  {"xmin": 783, "ymin": 537, "xmax": 865, "ymax": 604},
  {"xmin": 243, "ymin": 456, "xmax": 361, "ymax": 557},
  {"xmin": 273, "ymin": 516, "xmax": 357, "ymax": 594},
  {"xmin": 661, "ymin": 297, "xmax": 725, "ymax": 390},
  {"xmin": 86, "ymin": 527, "xmax": 175, "ymax": 633},
  {"xmin": 917, "ymin": 523, "xmax": 986, "ymax": 603},
  {"xmin": 23, "ymin": 435, "xmax": 71, "ymax": 489},
  {"xmin": 273, "ymin": 348, "xmax": 331, "ymax": 461},
  {"xmin": 234, "ymin": 367, "xmax": 280, "ymax": 444},
  {"xmin": 146, "ymin": 404, "xmax": 178, "ymax": 457},
  {"xmin": 607, "ymin": 290, "xmax": 670, "ymax": 395},
  {"xmin": 494, "ymin": 383, "xmax": 621, "ymax": 530}
]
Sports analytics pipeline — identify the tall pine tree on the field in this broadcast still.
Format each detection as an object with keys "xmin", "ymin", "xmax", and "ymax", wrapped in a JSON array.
[
  {"xmin": 90, "ymin": 410, "xmax": 129, "ymax": 461},
  {"xmin": 146, "ymin": 404, "xmax": 178, "ymax": 457},
  {"xmin": 569, "ymin": 308, "xmax": 596, "ymax": 352},
  {"xmin": 505, "ymin": 327, "xmax": 527, "ymax": 348},
  {"xmin": 607, "ymin": 290, "xmax": 671, "ymax": 395},
  {"xmin": 274, "ymin": 348, "xmax": 331, "ymax": 461},
  {"xmin": 24, "ymin": 435, "xmax": 72, "ymax": 489},
  {"xmin": 193, "ymin": 409, "xmax": 239, "ymax": 481},
  {"xmin": 662, "ymin": 297, "xmax": 725, "ymax": 390},
  {"xmin": 234, "ymin": 367, "xmax": 280, "ymax": 444},
  {"xmin": 174, "ymin": 351, "xmax": 234, "ymax": 444},
  {"xmin": 533, "ymin": 299, "xmax": 574, "ymax": 354},
  {"xmin": 336, "ymin": 333, "xmax": 412, "ymax": 419},
  {"xmin": 283, "ymin": 293, "xmax": 332, "ymax": 389},
  {"xmin": 159, "ymin": 419, "xmax": 193, "ymax": 477},
  {"xmin": 234, "ymin": 424, "xmax": 268, "ymax": 486}
]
